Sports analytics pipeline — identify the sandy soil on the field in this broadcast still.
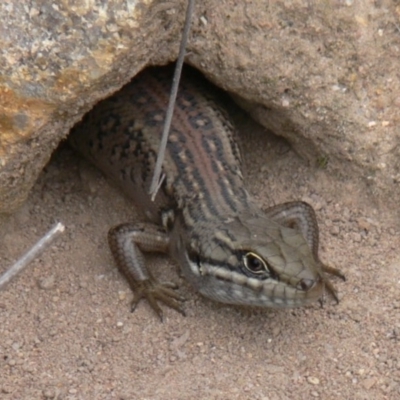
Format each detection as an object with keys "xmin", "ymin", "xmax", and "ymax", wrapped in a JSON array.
[{"xmin": 0, "ymin": 114, "xmax": 399, "ymax": 399}]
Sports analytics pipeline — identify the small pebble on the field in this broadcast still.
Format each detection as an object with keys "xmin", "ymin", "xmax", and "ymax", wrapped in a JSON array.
[
  {"xmin": 42, "ymin": 388, "xmax": 56, "ymax": 399},
  {"xmin": 2, "ymin": 385, "xmax": 13, "ymax": 394},
  {"xmin": 330, "ymin": 226, "xmax": 340, "ymax": 236},
  {"xmin": 362, "ymin": 378, "xmax": 376, "ymax": 390},
  {"xmin": 38, "ymin": 275, "xmax": 55, "ymax": 290},
  {"xmin": 307, "ymin": 376, "xmax": 320, "ymax": 385},
  {"xmin": 118, "ymin": 291, "xmax": 127, "ymax": 301}
]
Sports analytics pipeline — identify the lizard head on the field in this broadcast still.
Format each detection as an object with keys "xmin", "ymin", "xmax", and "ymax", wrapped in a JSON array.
[{"xmin": 183, "ymin": 213, "xmax": 338, "ymax": 308}]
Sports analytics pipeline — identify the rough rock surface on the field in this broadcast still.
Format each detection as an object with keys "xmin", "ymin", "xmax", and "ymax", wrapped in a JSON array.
[
  {"xmin": 0, "ymin": 0, "xmax": 185, "ymax": 215},
  {"xmin": 0, "ymin": 1, "xmax": 399, "ymax": 217},
  {"xmin": 187, "ymin": 1, "xmax": 400, "ymax": 213}
]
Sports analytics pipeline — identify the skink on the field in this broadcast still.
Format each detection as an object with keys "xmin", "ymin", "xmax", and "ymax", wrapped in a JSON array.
[{"xmin": 69, "ymin": 66, "xmax": 344, "ymax": 320}]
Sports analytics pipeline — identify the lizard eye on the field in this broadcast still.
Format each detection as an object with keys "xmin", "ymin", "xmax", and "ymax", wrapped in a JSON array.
[{"xmin": 243, "ymin": 252, "xmax": 267, "ymax": 274}]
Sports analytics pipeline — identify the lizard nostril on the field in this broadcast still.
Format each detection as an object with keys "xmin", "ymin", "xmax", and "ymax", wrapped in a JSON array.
[{"xmin": 297, "ymin": 279, "xmax": 315, "ymax": 292}]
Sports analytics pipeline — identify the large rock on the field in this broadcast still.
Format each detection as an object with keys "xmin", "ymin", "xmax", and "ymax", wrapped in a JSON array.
[
  {"xmin": 0, "ymin": 0, "xmax": 186, "ymax": 216},
  {"xmin": 0, "ymin": 0, "xmax": 398, "ymax": 217}
]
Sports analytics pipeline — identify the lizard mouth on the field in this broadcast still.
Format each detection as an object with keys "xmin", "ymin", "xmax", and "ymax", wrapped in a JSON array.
[{"xmin": 195, "ymin": 261, "xmax": 325, "ymax": 307}]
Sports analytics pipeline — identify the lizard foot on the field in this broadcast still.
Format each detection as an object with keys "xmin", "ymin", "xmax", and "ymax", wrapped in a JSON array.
[{"xmin": 131, "ymin": 279, "xmax": 186, "ymax": 321}]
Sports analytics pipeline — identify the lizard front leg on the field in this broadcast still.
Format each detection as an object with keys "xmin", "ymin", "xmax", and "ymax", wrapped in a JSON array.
[{"xmin": 108, "ymin": 223, "xmax": 185, "ymax": 320}]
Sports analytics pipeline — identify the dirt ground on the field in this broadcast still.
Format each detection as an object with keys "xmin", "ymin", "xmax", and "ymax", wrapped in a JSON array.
[{"xmin": 0, "ymin": 112, "xmax": 399, "ymax": 399}]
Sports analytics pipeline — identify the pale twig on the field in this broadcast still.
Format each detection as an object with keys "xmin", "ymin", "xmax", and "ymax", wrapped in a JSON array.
[
  {"xmin": 149, "ymin": 0, "xmax": 195, "ymax": 198},
  {"xmin": 0, "ymin": 222, "xmax": 65, "ymax": 289}
]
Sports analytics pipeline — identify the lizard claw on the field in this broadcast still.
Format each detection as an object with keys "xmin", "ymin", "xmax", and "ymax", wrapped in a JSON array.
[
  {"xmin": 130, "ymin": 279, "xmax": 186, "ymax": 321},
  {"xmin": 318, "ymin": 263, "xmax": 346, "ymax": 305}
]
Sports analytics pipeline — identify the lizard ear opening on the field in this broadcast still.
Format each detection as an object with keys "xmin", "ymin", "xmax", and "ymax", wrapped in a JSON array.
[{"xmin": 296, "ymin": 278, "xmax": 316, "ymax": 292}]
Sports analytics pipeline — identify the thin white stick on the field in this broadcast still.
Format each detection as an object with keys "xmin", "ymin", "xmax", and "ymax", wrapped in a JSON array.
[
  {"xmin": 0, "ymin": 222, "xmax": 65, "ymax": 289},
  {"xmin": 149, "ymin": 0, "xmax": 195, "ymax": 197}
]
